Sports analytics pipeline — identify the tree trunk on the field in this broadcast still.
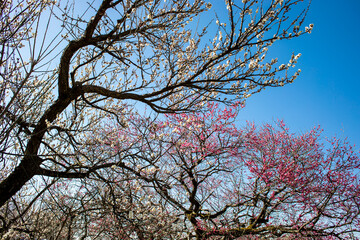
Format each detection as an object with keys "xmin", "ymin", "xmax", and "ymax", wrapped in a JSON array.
[{"xmin": 0, "ymin": 155, "xmax": 41, "ymax": 207}]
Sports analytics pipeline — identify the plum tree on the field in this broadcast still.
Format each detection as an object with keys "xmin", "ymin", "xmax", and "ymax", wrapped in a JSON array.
[
  {"xmin": 0, "ymin": 0, "xmax": 315, "ymax": 238},
  {"xmin": 99, "ymin": 104, "xmax": 360, "ymax": 239}
]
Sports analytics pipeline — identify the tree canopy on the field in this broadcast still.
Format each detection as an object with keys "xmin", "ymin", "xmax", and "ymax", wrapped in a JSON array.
[{"xmin": 2, "ymin": 0, "xmax": 357, "ymax": 239}]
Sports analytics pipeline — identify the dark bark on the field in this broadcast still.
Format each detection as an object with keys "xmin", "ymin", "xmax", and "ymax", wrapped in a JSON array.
[
  {"xmin": 0, "ymin": 156, "xmax": 42, "ymax": 207},
  {"xmin": 0, "ymin": 90, "xmax": 78, "ymax": 207},
  {"xmin": 0, "ymin": 0, "xmax": 116, "ymax": 208}
]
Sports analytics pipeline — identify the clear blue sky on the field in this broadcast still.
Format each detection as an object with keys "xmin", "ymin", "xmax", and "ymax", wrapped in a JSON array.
[
  {"xmin": 237, "ymin": 0, "xmax": 360, "ymax": 147},
  {"xmin": 66, "ymin": 1, "xmax": 360, "ymax": 147}
]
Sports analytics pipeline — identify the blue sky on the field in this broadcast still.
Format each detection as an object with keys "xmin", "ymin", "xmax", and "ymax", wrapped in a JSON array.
[
  {"xmin": 237, "ymin": 0, "xmax": 360, "ymax": 147},
  {"xmin": 65, "ymin": 1, "xmax": 360, "ymax": 147}
]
